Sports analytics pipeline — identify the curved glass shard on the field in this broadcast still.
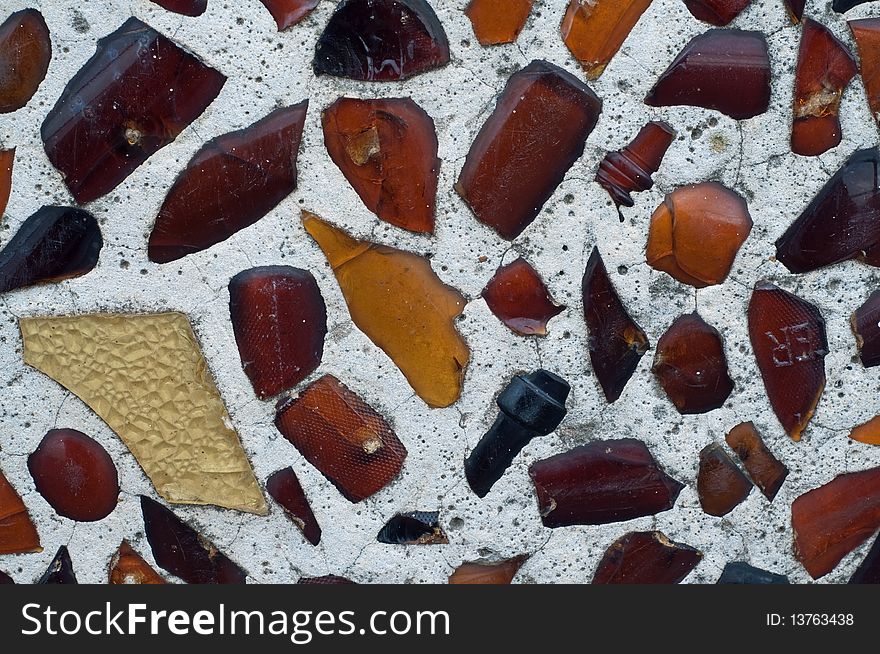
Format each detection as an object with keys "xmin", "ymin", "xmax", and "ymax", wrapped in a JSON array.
[
  {"xmin": 481, "ymin": 258, "xmax": 565, "ymax": 336},
  {"xmin": 0, "ymin": 9, "xmax": 50, "ymax": 114},
  {"xmin": 596, "ymin": 121, "xmax": 675, "ymax": 211},
  {"xmin": 259, "ymin": 1, "xmax": 320, "ymax": 30},
  {"xmin": 266, "ymin": 467, "xmax": 322, "ymax": 546}
]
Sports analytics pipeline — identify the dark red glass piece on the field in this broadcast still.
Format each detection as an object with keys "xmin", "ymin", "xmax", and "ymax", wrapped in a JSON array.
[
  {"xmin": 229, "ymin": 266, "xmax": 326, "ymax": 399},
  {"xmin": 481, "ymin": 258, "xmax": 565, "ymax": 336},
  {"xmin": 717, "ymin": 562, "xmax": 789, "ymax": 584},
  {"xmin": 260, "ymin": 1, "xmax": 320, "ymax": 30},
  {"xmin": 465, "ymin": 0, "xmax": 533, "ymax": 45},
  {"xmin": 834, "ymin": 0, "xmax": 872, "ymax": 11},
  {"xmin": 0, "ymin": 148, "xmax": 12, "ymax": 216},
  {"xmin": 697, "ymin": 443, "xmax": 752, "ymax": 516},
  {"xmin": 0, "ymin": 206, "xmax": 101, "ymax": 295},
  {"xmin": 0, "ymin": 467, "xmax": 41, "ymax": 555},
  {"xmin": 0, "ymin": 570, "xmax": 12, "ymax": 584},
  {"xmin": 725, "ymin": 421, "xmax": 788, "ymax": 501},
  {"xmin": 322, "ymin": 97, "xmax": 438, "ymax": 233},
  {"xmin": 28, "ymin": 428, "xmax": 119, "ymax": 522},
  {"xmin": 313, "ymin": 0, "xmax": 450, "ymax": 81},
  {"xmin": 528, "ymin": 438, "xmax": 683, "ymax": 528},
  {"xmin": 0, "ymin": 9, "xmax": 50, "ymax": 113},
  {"xmin": 266, "ymin": 467, "xmax": 322, "ymax": 546},
  {"xmin": 141, "ymin": 495, "xmax": 246, "ymax": 584},
  {"xmin": 41, "ymin": 17, "xmax": 226, "ymax": 204},
  {"xmin": 275, "ymin": 375, "xmax": 407, "ymax": 502},
  {"xmin": 683, "ymin": 0, "xmax": 751, "ymax": 26},
  {"xmin": 748, "ymin": 281, "xmax": 827, "ymax": 440},
  {"xmin": 850, "ymin": 19, "xmax": 880, "ymax": 127},
  {"xmin": 457, "ymin": 60, "xmax": 602, "ymax": 240},
  {"xmin": 645, "ymin": 29, "xmax": 771, "ymax": 120},
  {"xmin": 592, "ymin": 531, "xmax": 702, "ymax": 584},
  {"xmin": 784, "ymin": 0, "xmax": 804, "ymax": 21},
  {"xmin": 850, "ymin": 533, "xmax": 880, "ymax": 584},
  {"xmin": 109, "ymin": 540, "xmax": 166, "ymax": 584},
  {"xmin": 377, "ymin": 511, "xmax": 448, "ymax": 544},
  {"xmin": 298, "ymin": 575, "xmax": 356, "ymax": 584},
  {"xmin": 148, "ymin": 103, "xmax": 307, "ymax": 263},
  {"xmin": 39, "ymin": 546, "xmax": 77, "ymax": 584},
  {"xmin": 150, "ymin": 0, "xmax": 207, "ymax": 16},
  {"xmin": 582, "ymin": 247, "xmax": 649, "ymax": 403},
  {"xmin": 853, "ymin": 291, "xmax": 880, "ymax": 368}
]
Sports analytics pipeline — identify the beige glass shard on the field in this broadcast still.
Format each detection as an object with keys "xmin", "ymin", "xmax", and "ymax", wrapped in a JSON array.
[{"xmin": 20, "ymin": 313, "xmax": 267, "ymax": 515}]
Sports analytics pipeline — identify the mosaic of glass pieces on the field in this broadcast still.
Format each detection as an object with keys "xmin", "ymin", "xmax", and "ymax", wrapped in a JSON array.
[
  {"xmin": 0, "ymin": 9, "xmax": 50, "ymax": 114},
  {"xmin": 266, "ymin": 467, "xmax": 322, "ymax": 546},
  {"xmin": 464, "ymin": 0, "xmax": 533, "ymax": 46},
  {"xmin": 717, "ymin": 562, "xmax": 790, "ymax": 584},
  {"xmin": 377, "ymin": 511, "xmax": 448, "ymax": 545},
  {"xmin": 0, "ymin": 467, "xmax": 41, "ymax": 555},
  {"xmin": 592, "ymin": 531, "xmax": 702, "ymax": 584},
  {"xmin": 725, "ymin": 422, "xmax": 789, "ymax": 501},
  {"xmin": 259, "ymin": 0, "xmax": 320, "ymax": 30},
  {"xmin": 447, "ymin": 555, "xmax": 528, "ymax": 584},
  {"xmin": 39, "ymin": 546, "xmax": 77, "ymax": 584},
  {"xmin": 108, "ymin": 540, "xmax": 166, "ymax": 585},
  {"xmin": 481, "ymin": 259, "xmax": 565, "ymax": 336},
  {"xmin": 697, "ymin": 443, "xmax": 753, "ymax": 517}
]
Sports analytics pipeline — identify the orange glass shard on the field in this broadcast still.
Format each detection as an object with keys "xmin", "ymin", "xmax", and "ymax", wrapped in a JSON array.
[
  {"xmin": 0, "ymin": 148, "xmax": 12, "ymax": 216},
  {"xmin": 0, "ymin": 9, "xmax": 51, "ymax": 113},
  {"xmin": 849, "ymin": 416, "xmax": 880, "ymax": 445},
  {"xmin": 850, "ymin": 19, "xmax": 880, "ymax": 126},
  {"xmin": 109, "ymin": 540, "xmax": 166, "ymax": 584},
  {"xmin": 481, "ymin": 257, "xmax": 564, "ymax": 336},
  {"xmin": 725, "ymin": 421, "xmax": 788, "ymax": 500},
  {"xmin": 0, "ymin": 467, "xmax": 41, "ymax": 554},
  {"xmin": 464, "ymin": 0, "xmax": 534, "ymax": 46},
  {"xmin": 592, "ymin": 531, "xmax": 702, "ymax": 584},
  {"xmin": 301, "ymin": 211, "xmax": 469, "ymax": 408},
  {"xmin": 259, "ymin": 0, "xmax": 319, "ymax": 29},
  {"xmin": 448, "ymin": 555, "xmax": 528, "ymax": 584}
]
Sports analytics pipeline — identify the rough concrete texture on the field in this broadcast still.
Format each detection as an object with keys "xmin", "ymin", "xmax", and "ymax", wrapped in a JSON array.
[{"xmin": 1, "ymin": 0, "xmax": 880, "ymax": 584}]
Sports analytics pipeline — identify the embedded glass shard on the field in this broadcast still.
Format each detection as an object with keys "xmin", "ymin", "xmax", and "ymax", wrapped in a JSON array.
[
  {"xmin": 229, "ymin": 266, "xmax": 327, "ymax": 399},
  {"xmin": 0, "ymin": 148, "xmax": 12, "ymax": 216},
  {"xmin": 0, "ymin": 206, "xmax": 101, "ymax": 295},
  {"xmin": 302, "ymin": 211, "xmax": 469, "ymax": 408},
  {"xmin": 377, "ymin": 511, "xmax": 448, "ymax": 545},
  {"xmin": 20, "ymin": 313, "xmax": 267, "ymax": 514},
  {"xmin": 266, "ymin": 467, "xmax": 322, "ymax": 546},
  {"xmin": 465, "ymin": 0, "xmax": 533, "ymax": 45},
  {"xmin": 528, "ymin": 439, "xmax": 683, "ymax": 528},
  {"xmin": 853, "ymin": 292, "xmax": 880, "ymax": 368},
  {"xmin": 645, "ymin": 30, "xmax": 771, "ymax": 119},
  {"xmin": 150, "ymin": 0, "xmax": 207, "ymax": 15},
  {"xmin": 849, "ymin": 416, "xmax": 880, "ymax": 445},
  {"xmin": 697, "ymin": 443, "xmax": 752, "ymax": 516},
  {"xmin": 298, "ymin": 575, "xmax": 356, "ymax": 584},
  {"xmin": 592, "ymin": 531, "xmax": 702, "ymax": 584},
  {"xmin": 0, "ymin": 570, "xmax": 11, "ymax": 584},
  {"xmin": 725, "ymin": 421, "xmax": 788, "ymax": 500},
  {"xmin": 275, "ymin": 374, "xmax": 407, "ymax": 502},
  {"xmin": 0, "ymin": 467, "xmax": 41, "ymax": 554},
  {"xmin": 41, "ymin": 17, "xmax": 226, "ymax": 204},
  {"xmin": 259, "ymin": 0, "xmax": 320, "ymax": 30},
  {"xmin": 582, "ymin": 247, "xmax": 649, "ymax": 403},
  {"xmin": 834, "ymin": 0, "xmax": 873, "ymax": 12},
  {"xmin": 0, "ymin": 9, "xmax": 50, "ymax": 113},
  {"xmin": 109, "ymin": 540, "xmax": 166, "ymax": 584},
  {"xmin": 850, "ymin": 19, "xmax": 880, "ymax": 125},
  {"xmin": 784, "ymin": 0, "xmax": 804, "ymax": 22},
  {"xmin": 39, "ymin": 546, "xmax": 77, "ymax": 584},
  {"xmin": 313, "ymin": 0, "xmax": 450, "ymax": 81},
  {"xmin": 481, "ymin": 258, "xmax": 565, "ymax": 336},
  {"xmin": 652, "ymin": 313, "xmax": 734, "ymax": 414},
  {"xmin": 561, "ymin": 0, "xmax": 651, "ymax": 79},
  {"xmin": 448, "ymin": 555, "xmax": 528, "ymax": 584},
  {"xmin": 28, "ymin": 428, "xmax": 119, "ymax": 522},
  {"xmin": 683, "ymin": 0, "xmax": 751, "ymax": 26},
  {"xmin": 717, "ymin": 562, "xmax": 789, "ymax": 584},
  {"xmin": 456, "ymin": 60, "xmax": 602, "ymax": 240},
  {"xmin": 850, "ymin": 534, "xmax": 880, "ymax": 583},
  {"xmin": 748, "ymin": 282, "xmax": 827, "ymax": 440},
  {"xmin": 322, "ymin": 97, "xmax": 438, "ymax": 233}
]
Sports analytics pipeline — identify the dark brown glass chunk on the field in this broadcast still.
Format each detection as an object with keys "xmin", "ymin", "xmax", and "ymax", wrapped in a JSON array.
[
  {"xmin": 582, "ymin": 247, "xmax": 649, "ymax": 403},
  {"xmin": 0, "ymin": 148, "xmax": 12, "ymax": 217},
  {"xmin": 150, "ymin": 0, "xmax": 207, "ymax": 15},
  {"xmin": 645, "ymin": 30, "xmax": 771, "ymax": 120},
  {"xmin": 850, "ymin": 533, "xmax": 880, "ymax": 584},
  {"xmin": 448, "ymin": 555, "xmax": 528, "ymax": 584},
  {"xmin": 784, "ymin": 0, "xmax": 804, "ymax": 22},
  {"xmin": 41, "ymin": 17, "xmax": 226, "ymax": 204},
  {"xmin": 39, "ymin": 546, "xmax": 77, "ymax": 584},
  {"xmin": 717, "ymin": 562, "xmax": 789, "ymax": 584},
  {"xmin": 28, "ymin": 428, "xmax": 119, "ymax": 522},
  {"xmin": 0, "ymin": 570, "xmax": 12, "ymax": 584},
  {"xmin": 853, "ymin": 291, "xmax": 880, "ymax": 368},
  {"xmin": 850, "ymin": 19, "xmax": 880, "ymax": 126},
  {"xmin": 149, "ymin": 103, "xmax": 307, "ymax": 263},
  {"xmin": 109, "ymin": 540, "xmax": 166, "ymax": 584},
  {"xmin": 457, "ymin": 60, "xmax": 602, "ymax": 240},
  {"xmin": 298, "ymin": 575, "xmax": 356, "ymax": 584},
  {"xmin": 0, "ymin": 467, "xmax": 41, "ymax": 554},
  {"xmin": 141, "ymin": 495, "xmax": 246, "ymax": 584},
  {"xmin": 748, "ymin": 281, "xmax": 827, "ymax": 440},
  {"xmin": 465, "ymin": 0, "xmax": 533, "ymax": 45},
  {"xmin": 322, "ymin": 97, "xmax": 438, "ymax": 233},
  {"xmin": 652, "ymin": 313, "xmax": 733, "ymax": 414},
  {"xmin": 377, "ymin": 511, "xmax": 448, "ymax": 545},
  {"xmin": 275, "ymin": 375, "xmax": 407, "ymax": 502},
  {"xmin": 725, "ymin": 421, "xmax": 788, "ymax": 501},
  {"xmin": 229, "ymin": 266, "xmax": 326, "ymax": 399},
  {"xmin": 528, "ymin": 439, "xmax": 683, "ymax": 528},
  {"xmin": 266, "ymin": 467, "xmax": 321, "ymax": 546},
  {"xmin": 260, "ymin": 1, "xmax": 319, "ymax": 30},
  {"xmin": 684, "ymin": 0, "xmax": 751, "ymax": 26},
  {"xmin": 697, "ymin": 443, "xmax": 752, "ymax": 516},
  {"xmin": 561, "ymin": 0, "xmax": 651, "ymax": 79},
  {"xmin": 313, "ymin": 0, "xmax": 450, "ymax": 81},
  {"xmin": 0, "ymin": 9, "xmax": 50, "ymax": 113},
  {"xmin": 481, "ymin": 258, "xmax": 564, "ymax": 336},
  {"xmin": 592, "ymin": 531, "xmax": 702, "ymax": 584}
]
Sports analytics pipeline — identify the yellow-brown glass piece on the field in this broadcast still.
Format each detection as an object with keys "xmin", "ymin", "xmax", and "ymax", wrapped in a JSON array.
[
  {"xmin": 0, "ymin": 148, "xmax": 12, "ymax": 216},
  {"xmin": 108, "ymin": 539, "xmax": 166, "ymax": 584},
  {"xmin": 301, "ymin": 211, "xmax": 469, "ymax": 408},
  {"xmin": 850, "ymin": 416, "xmax": 880, "ymax": 445},
  {"xmin": 0, "ymin": 467, "xmax": 41, "ymax": 554},
  {"xmin": 464, "ymin": 0, "xmax": 534, "ymax": 45}
]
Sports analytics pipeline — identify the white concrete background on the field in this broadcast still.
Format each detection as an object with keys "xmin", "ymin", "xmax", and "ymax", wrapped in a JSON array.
[{"xmin": 1, "ymin": 0, "xmax": 880, "ymax": 584}]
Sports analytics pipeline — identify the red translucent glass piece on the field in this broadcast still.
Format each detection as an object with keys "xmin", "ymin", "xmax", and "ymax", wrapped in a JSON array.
[
  {"xmin": 850, "ymin": 19, "xmax": 880, "ymax": 126},
  {"xmin": 697, "ymin": 443, "xmax": 752, "ymax": 516},
  {"xmin": 684, "ymin": 0, "xmax": 751, "ymax": 26},
  {"xmin": 150, "ymin": 0, "xmax": 207, "ymax": 16},
  {"xmin": 596, "ymin": 121, "xmax": 675, "ymax": 211},
  {"xmin": 109, "ymin": 539, "xmax": 166, "ymax": 584},
  {"xmin": 853, "ymin": 290, "xmax": 880, "ymax": 367},
  {"xmin": 725, "ymin": 421, "xmax": 788, "ymax": 501},
  {"xmin": 592, "ymin": 531, "xmax": 702, "ymax": 584},
  {"xmin": 39, "ymin": 546, "xmax": 78, "ymax": 584},
  {"xmin": 266, "ymin": 467, "xmax": 322, "ymax": 546},
  {"xmin": 481, "ymin": 257, "xmax": 564, "ymax": 336},
  {"xmin": 0, "ymin": 467, "xmax": 41, "ymax": 554},
  {"xmin": 0, "ymin": 9, "xmax": 50, "ymax": 114},
  {"xmin": 464, "ymin": 0, "xmax": 534, "ymax": 45},
  {"xmin": 259, "ymin": 1, "xmax": 320, "ymax": 30},
  {"xmin": 0, "ymin": 148, "xmax": 12, "ymax": 216}
]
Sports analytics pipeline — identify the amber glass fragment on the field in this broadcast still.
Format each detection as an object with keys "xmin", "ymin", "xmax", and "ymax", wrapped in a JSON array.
[
  {"xmin": 260, "ymin": 0, "xmax": 319, "ymax": 30},
  {"xmin": 41, "ymin": 17, "xmax": 226, "ymax": 204},
  {"xmin": 275, "ymin": 375, "xmax": 407, "ymax": 502},
  {"xmin": 109, "ymin": 540, "xmax": 166, "ymax": 584},
  {"xmin": 39, "ymin": 546, "xmax": 77, "ymax": 584},
  {"xmin": 791, "ymin": 466, "xmax": 880, "ymax": 579},
  {"xmin": 851, "ymin": 20, "xmax": 880, "ymax": 126},
  {"xmin": 481, "ymin": 258, "xmax": 564, "ymax": 336},
  {"xmin": 150, "ymin": 0, "xmax": 207, "ymax": 15},
  {"xmin": 0, "ymin": 9, "xmax": 50, "ymax": 114},
  {"xmin": 457, "ymin": 60, "xmax": 601, "ymax": 240},
  {"xmin": 0, "ymin": 148, "xmax": 12, "ymax": 216},
  {"xmin": 725, "ymin": 422, "xmax": 788, "ymax": 500},
  {"xmin": 377, "ymin": 511, "xmax": 448, "ymax": 545},
  {"xmin": 683, "ymin": 0, "xmax": 751, "ymax": 26},
  {"xmin": 850, "ymin": 533, "xmax": 880, "ymax": 583},
  {"xmin": 322, "ymin": 97, "xmax": 438, "ymax": 233},
  {"xmin": 448, "ymin": 555, "xmax": 528, "ymax": 584},
  {"xmin": 302, "ymin": 212, "xmax": 469, "ymax": 407},
  {"xmin": 465, "ymin": 0, "xmax": 533, "ymax": 46},
  {"xmin": 0, "ymin": 467, "xmax": 41, "ymax": 554},
  {"xmin": 849, "ymin": 416, "xmax": 880, "ymax": 445},
  {"xmin": 853, "ymin": 291, "xmax": 880, "ymax": 368},
  {"xmin": 834, "ymin": 0, "xmax": 872, "ymax": 12},
  {"xmin": 652, "ymin": 313, "xmax": 733, "ymax": 414},
  {"xmin": 229, "ymin": 266, "xmax": 326, "ymax": 399},
  {"xmin": 697, "ymin": 443, "xmax": 752, "ymax": 516},
  {"xmin": 645, "ymin": 30, "xmax": 771, "ymax": 119},
  {"xmin": 748, "ymin": 282, "xmax": 827, "ymax": 440},
  {"xmin": 561, "ymin": 0, "xmax": 651, "ymax": 79},
  {"xmin": 0, "ymin": 570, "xmax": 12, "ymax": 584},
  {"xmin": 582, "ymin": 247, "xmax": 649, "ymax": 403},
  {"xmin": 313, "ymin": 0, "xmax": 450, "ymax": 81},
  {"xmin": 784, "ymin": 0, "xmax": 804, "ymax": 22},
  {"xmin": 717, "ymin": 562, "xmax": 789, "ymax": 584},
  {"xmin": 141, "ymin": 496, "xmax": 246, "ymax": 584},
  {"xmin": 298, "ymin": 575, "xmax": 355, "ymax": 584},
  {"xmin": 28, "ymin": 429, "xmax": 119, "ymax": 522},
  {"xmin": 593, "ymin": 531, "xmax": 702, "ymax": 584},
  {"xmin": 266, "ymin": 467, "xmax": 322, "ymax": 546},
  {"xmin": 528, "ymin": 439, "xmax": 683, "ymax": 528}
]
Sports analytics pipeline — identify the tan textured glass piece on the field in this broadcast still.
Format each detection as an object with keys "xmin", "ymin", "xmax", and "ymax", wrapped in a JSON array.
[{"xmin": 19, "ymin": 313, "xmax": 267, "ymax": 515}]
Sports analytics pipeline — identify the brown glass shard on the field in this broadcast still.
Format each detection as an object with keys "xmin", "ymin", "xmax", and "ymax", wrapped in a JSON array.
[
  {"xmin": 229, "ymin": 266, "xmax": 327, "ymax": 399},
  {"xmin": 259, "ymin": 1, "xmax": 319, "ymax": 30},
  {"xmin": 141, "ymin": 496, "xmax": 246, "ymax": 584},
  {"xmin": 0, "ymin": 467, "xmax": 41, "ymax": 555},
  {"xmin": 298, "ymin": 575, "xmax": 356, "ymax": 584},
  {"xmin": 150, "ymin": 0, "xmax": 207, "ymax": 15},
  {"xmin": 853, "ymin": 291, "xmax": 880, "ymax": 368},
  {"xmin": 456, "ymin": 60, "xmax": 602, "ymax": 240},
  {"xmin": 313, "ymin": 0, "xmax": 450, "ymax": 81},
  {"xmin": 593, "ymin": 531, "xmax": 702, "ymax": 584},
  {"xmin": 0, "ymin": 147, "xmax": 12, "ymax": 216},
  {"xmin": 849, "ymin": 416, "xmax": 880, "ymax": 445},
  {"xmin": 784, "ymin": 0, "xmax": 804, "ymax": 22},
  {"xmin": 275, "ymin": 375, "xmax": 407, "ymax": 502},
  {"xmin": 109, "ymin": 540, "xmax": 166, "ymax": 584},
  {"xmin": 697, "ymin": 443, "xmax": 752, "ymax": 516},
  {"xmin": 481, "ymin": 258, "xmax": 564, "ymax": 336},
  {"xmin": 266, "ymin": 467, "xmax": 322, "ymax": 546},
  {"xmin": 582, "ymin": 247, "xmax": 649, "ymax": 403},
  {"xmin": 322, "ymin": 97, "xmax": 438, "ymax": 233},
  {"xmin": 645, "ymin": 30, "xmax": 771, "ymax": 119},
  {"xmin": 302, "ymin": 212, "xmax": 469, "ymax": 407},
  {"xmin": 652, "ymin": 313, "xmax": 734, "ymax": 414},
  {"xmin": 465, "ymin": 0, "xmax": 533, "ymax": 46},
  {"xmin": 377, "ymin": 511, "xmax": 448, "ymax": 545},
  {"xmin": 39, "ymin": 546, "xmax": 77, "ymax": 584},
  {"xmin": 41, "ymin": 17, "xmax": 226, "ymax": 204},
  {"xmin": 725, "ymin": 422, "xmax": 788, "ymax": 501},
  {"xmin": 850, "ymin": 19, "xmax": 880, "ymax": 125},
  {"xmin": 850, "ymin": 533, "xmax": 880, "ymax": 583},
  {"xmin": 20, "ymin": 313, "xmax": 267, "ymax": 514},
  {"xmin": 561, "ymin": 0, "xmax": 651, "ymax": 79},
  {"xmin": 748, "ymin": 282, "xmax": 827, "ymax": 440},
  {"xmin": 528, "ymin": 439, "xmax": 683, "ymax": 528},
  {"xmin": 684, "ymin": 0, "xmax": 751, "ymax": 26},
  {"xmin": 0, "ymin": 9, "xmax": 50, "ymax": 114},
  {"xmin": 448, "ymin": 555, "xmax": 528, "ymax": 584},
  {"xmin": 791, "ymin": 466, "xmax": 880, "ymax": 579},
  {"xmin": 28, "ymin": 429, "xmax": 119, "ymax": 522}
]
